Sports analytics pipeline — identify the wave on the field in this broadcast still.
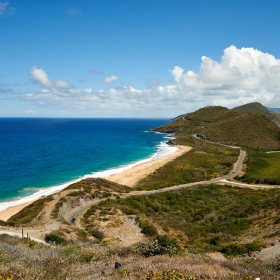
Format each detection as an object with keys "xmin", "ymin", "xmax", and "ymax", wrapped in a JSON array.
[{"xmin": 0, "ymin": 139, "xmax": 178, "ymax": 212}]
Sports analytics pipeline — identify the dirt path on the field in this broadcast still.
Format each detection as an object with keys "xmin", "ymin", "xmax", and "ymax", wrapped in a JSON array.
[{"xmin": 256, "ymin": 245, "xmax": 280, "ymax": 260}]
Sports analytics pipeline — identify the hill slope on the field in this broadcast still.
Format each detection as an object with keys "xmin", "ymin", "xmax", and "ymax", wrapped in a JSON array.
[
  {"xmin": 153, "ymin": 104, "xmax": 280, "ymax": 150},
  {"xmin": 233, "ymin": 102, "xmax": 280, "ymax": 124}
]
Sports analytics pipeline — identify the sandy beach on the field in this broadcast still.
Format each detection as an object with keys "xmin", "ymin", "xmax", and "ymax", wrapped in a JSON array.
[
  {"xmin": 0, "ymin": 145, "xmax": 191, "ymax": 222},
  {"xmin": 107, "ymin": 145, "xmax": 191, "ymax": 187},
  {"xmin": 0, "ymin": 200, "xmax": 36, "ymax": 222}
]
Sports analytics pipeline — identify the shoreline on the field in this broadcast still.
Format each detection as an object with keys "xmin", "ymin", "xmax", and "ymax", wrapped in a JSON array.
[
  {"xmin": 0, "ymin": 145, "xmax": 191, "ymax": 222},
  {"xmin": 106, "ymin": 145, "xmax": 190, "ymax": 187}
]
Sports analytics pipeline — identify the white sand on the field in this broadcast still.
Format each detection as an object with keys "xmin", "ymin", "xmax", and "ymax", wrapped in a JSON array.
[{"xmin": 0, "ymin": 145, "xmax": 191, "ymax": 222}]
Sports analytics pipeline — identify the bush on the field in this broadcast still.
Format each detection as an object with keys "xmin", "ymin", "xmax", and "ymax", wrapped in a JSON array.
[
  {"xmin": 221, "ymin": 242, "xmax": 261, "ymax": 256},
  {"xmin": 141, "ymin": 223, "xmax": 158, "ymax": 236},
  {"xmin": 45, "ymin": 234, "xmax": 66, "ymax": 245},
  {"xmin": 90, "ymin": 229, "xmax": 104, "ymax": 241},
  {"xmin": 133, "ymin": 235, "xmax": 182, "ymax": 257},
  {"xmin": 138, "ymin": 219, "xmax": 158, "ymax": 237},
  {"xmin": 209, "ymin": 236, "xmax": 221, "ymax": 246}
]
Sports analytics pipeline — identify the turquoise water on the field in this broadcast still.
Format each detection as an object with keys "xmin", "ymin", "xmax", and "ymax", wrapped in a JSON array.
[{"xmin": 0, "ymin": 118, "xmax": 171, "ymax": 210}]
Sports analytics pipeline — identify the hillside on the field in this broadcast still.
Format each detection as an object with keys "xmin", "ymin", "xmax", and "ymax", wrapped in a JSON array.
[
  {"xmin": 233, "ymin": 102, "xmax": 280, "ymax": 124},
  {"xmin": 153, "ymin": 104, "xmax": 280, "ymax": 150},
  {"xmin": 1, "ymin": 102, "xmax": 280, "ymax": 279}
]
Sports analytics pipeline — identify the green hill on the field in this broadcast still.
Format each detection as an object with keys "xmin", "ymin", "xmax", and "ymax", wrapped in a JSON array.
[
  {"xmin": 233, "ymin": 102, "xmax": 280, "ymax": 124},
  {"xmin": 153, "ymin": 104, "xmax": 280, "ymax": 150}
]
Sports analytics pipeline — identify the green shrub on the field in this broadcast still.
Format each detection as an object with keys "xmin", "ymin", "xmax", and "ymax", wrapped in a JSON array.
[
  {"xmin": 133, "ymin": 235, "xmax": 182, "ymax": 257},
  {"xmin": 90, "ymin": 229, "xmax": 104, "ymax": 241},
  {"xmin": 221, "ymin": 242, "xmax": 261, "ymax": 256},
  {"xmin": 138, "ymin": 219, "xmax": 158, "ymax": 237},
  {"xmin": 209, "ymin": 236, "xmax": 221, "ymax": 246},
  {"xmin": 45, "ymin": 234, "xmax": 66, "ymax": 245}
]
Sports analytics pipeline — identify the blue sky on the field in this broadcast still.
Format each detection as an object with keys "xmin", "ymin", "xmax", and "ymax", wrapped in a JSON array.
[{"xmin": 1, "ymin": 0, "xmax": 280, "ymax": 118}]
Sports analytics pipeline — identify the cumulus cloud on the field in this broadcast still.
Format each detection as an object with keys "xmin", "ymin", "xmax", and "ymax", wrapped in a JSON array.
[
  {"xmin": 31, "ymin": 66, "xmax": 71, "ymax": 89},
  {"xmin": 103, "ymin": 76, "xmax": 118, "ymax": 84},
  {"xmin": 68, "ymin": 8, "xmax": 82, "ymax": 16},
  {"xmin": 0, "ymin": 2, "xmax": 15, "ymax": 17},
  {"xmin": 22, "ymin": 46, "xmax": 280, "ymax": 116}
]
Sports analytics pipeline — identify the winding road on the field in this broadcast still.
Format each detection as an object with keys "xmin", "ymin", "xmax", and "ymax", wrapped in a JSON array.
[
  {"xmin": 65, "ymin": 148, "xmax": 247, "ymax": 224},
  {"xmin": 1, "ymin": 137, "xmax": 279, "ymax": 260}
]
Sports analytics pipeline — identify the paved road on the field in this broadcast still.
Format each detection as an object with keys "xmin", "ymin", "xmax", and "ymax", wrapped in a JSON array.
[
  {"xmin": 2, "ymin": 136, "xmax": 278, "ymax": 255},
  {"xmin": 65, "ymin": 148, "xmax": 247, "ymax": 224},
  {"xmin": 0, "ymin": 230, "xmax": 48, "ymax": 245},
  {"xmin": 256, "ymin": 245, "xmax": 280, "ymax": 260}
]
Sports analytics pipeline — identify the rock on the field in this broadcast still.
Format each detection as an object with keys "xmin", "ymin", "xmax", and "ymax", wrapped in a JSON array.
[{"xmin": 115, "ymin": 262, "xmax": 122, "ymax": 269}]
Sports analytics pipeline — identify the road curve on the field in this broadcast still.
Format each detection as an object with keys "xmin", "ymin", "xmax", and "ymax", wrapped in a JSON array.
[{"xmin": 65, "ymin": 148, "xmax": 247, "ymax": 225}]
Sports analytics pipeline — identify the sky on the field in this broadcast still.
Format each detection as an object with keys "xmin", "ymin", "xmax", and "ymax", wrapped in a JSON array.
[{"xmin": 1, "ymin": 0, "xmax": 280, "ymax": 118}]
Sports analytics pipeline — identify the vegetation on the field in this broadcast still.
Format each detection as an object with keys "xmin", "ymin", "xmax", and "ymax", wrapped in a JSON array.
[
  {"xmin": 64, "ymin": 177, "xmax": 131, "ymax": 194},
  {"xmin": 136, "ymin": 141, "xmax": 239, "ymax": 191},
  {"xmin": 236, "ymin": 150, "xmax": 280, "ymax": 184},
  {"xmin": 233, "ymin": 102, "xmax": 280, "ymax": 124},
  {"xmin": 90, "ymin": 184, "xmax": 280, "ymax": 254},
  {"xmin": 221, "ymin": 242, "xmax": 261, "ymax": 256},
  {"xmin": 89, "ymin": 229, "xmax": 104, "ymax": 241},
  {"xmin": 45, "ymin": 233, "xmax": 66, "ymax": 245},
  {"xmin": 7, "ymin": 196, "xmax": 53, "ymax": 225},
  {"xmin": 1, "ymin": 103, "xmax": 279, "ymax": 279},
  {"xmin": 0, "ymin": 234, "xmax": 279, "ymax": 279},
  {"xmin": 137, "ymin": 219, "xmax": 158, "ymax": 236},
  {"xmin": 51, "ymin": 178, "xmax": 131, "ymax": 220},
  {"xmin": 133, "ymin": 235, "xmax": 182, "ymax": 257},
  {"xmin": 153, "ymin": 105, "xmax": 280, "ymax": 150}
]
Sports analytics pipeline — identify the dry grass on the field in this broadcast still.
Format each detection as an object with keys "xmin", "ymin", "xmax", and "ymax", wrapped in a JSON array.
[{"xmin": 1, "ymin": 234, "xmax": 279, "ymax": 279}]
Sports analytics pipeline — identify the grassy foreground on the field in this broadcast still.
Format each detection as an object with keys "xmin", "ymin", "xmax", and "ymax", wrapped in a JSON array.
[{"xmin": 0, "ymin": 234, "xmax": 279, "ymax": 279}]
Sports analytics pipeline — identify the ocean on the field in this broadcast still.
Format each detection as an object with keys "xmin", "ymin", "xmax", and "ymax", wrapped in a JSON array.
[{"xmin": 0, "ymin": 118, "xmax": 174, "ymax": 211}]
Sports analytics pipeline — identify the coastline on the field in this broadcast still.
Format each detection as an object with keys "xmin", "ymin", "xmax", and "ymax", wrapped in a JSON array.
[
  {"xmin": 0, "ymin": 144, "xmax": 191, "ymax": 222},
  {"xmin": 107, "ymin": 145, "xmax": 191, "ymax": 187}
]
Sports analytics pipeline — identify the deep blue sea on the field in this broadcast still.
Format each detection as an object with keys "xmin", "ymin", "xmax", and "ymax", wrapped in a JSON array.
[{"xmin": 0, "ymin": 118, "xmax": 172, "ymax": 210}]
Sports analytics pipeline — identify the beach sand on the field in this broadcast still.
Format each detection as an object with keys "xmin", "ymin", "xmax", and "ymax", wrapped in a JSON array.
[
  {"xmin": 0, "ymin": 145, "xmax": 191, "ymax": 222},
  {"xmin": 0, "ymin": 200, "xmax": 36, "ymax": 222},
  {"xmin": 107, "ymin": 145, "xmax": 191, "ymax": 187}
]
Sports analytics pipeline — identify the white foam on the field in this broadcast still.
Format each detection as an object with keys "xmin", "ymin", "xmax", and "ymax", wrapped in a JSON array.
[{"xmin": 0, "ymin": 135, "xmax": 178, "ymax": 213}]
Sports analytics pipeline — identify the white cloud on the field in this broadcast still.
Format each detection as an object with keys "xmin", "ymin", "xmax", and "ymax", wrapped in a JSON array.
[
  {"xmin": 31, "ymin": 66, "xmax": 71, "ymax": 89},
  {"xmin": 24, "ymin": 109, "xmax": 36, "ymax": 115},
  {"xmin": 22, "ymin": 46, "xmax": 280, "ymax": 116},
  {"xmin": 0, "ymin": 2, "xmax": 15, "ymax": 17},
  {"xmin": 55, "ymin": 80, "xmax": 71, "ymax": 89},
  {"xmin": 68, "ymin": 8, "xmax": 82, "ymax": 16},
  {"xmin": 31, "ymin": 66, "xmax": 53, "ymax": 87},
  {"xmin": 103, "ymin": 76, "xmax": 118, "ymax": 84}
]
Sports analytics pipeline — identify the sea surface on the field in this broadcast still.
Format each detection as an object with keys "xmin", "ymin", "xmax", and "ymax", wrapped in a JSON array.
[{"xmin": 0, "ymin": 118, "xmax": 174, "ymax": 211}]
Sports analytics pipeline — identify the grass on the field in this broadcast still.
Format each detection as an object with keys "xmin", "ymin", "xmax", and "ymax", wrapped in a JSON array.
[
  {"xmin": 135, "ymin": 141, "xmax": 239, "ymax": 191},
  {"xmin": 154, "ymin": 105, "xmax": 280, "ymax": 150},
  {"xmin": 236, "ymin": 150, "xmax": 280, "ymax": 184},
  {"xmin": 51, "ymin": 178, "xmax": 131, "ymax": 220},
  {"xmin": 84, "ymin": 184, "xmax": 280, "ymax": 254},
  {"xmin": 6, "ymin": 195, "xmax": 53, "ymax": 225},
  {"xmin": 1, "ymin": 234, "xmax": 280, "ymax": 279}
]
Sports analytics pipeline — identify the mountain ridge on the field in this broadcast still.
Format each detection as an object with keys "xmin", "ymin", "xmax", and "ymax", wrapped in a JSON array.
[{"xmin": 153, "ymin": 103, "xmax": 280, "ymax": 150}]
